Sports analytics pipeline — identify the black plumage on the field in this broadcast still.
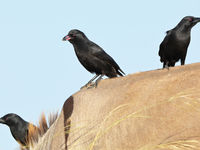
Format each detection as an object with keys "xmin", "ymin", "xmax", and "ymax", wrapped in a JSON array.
[
  {"xmin": 159, "ymin": 16, "xmax": 200, "ymax": 68},
  {"xmin": 63, "ymin": 29, "xmax": 125, "ymax": 88},
  {"xmin": 0, "ymin": 113, "xmax": 29, "ymax": 148},
  {"xmin": 0, "ymin": 113, "xmax": 58, "ymax": 150}
]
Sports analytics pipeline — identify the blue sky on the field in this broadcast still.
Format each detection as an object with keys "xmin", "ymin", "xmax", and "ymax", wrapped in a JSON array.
[{"xmin": 0, "ymin": 0, "xmax": 200, "ymax": 149}]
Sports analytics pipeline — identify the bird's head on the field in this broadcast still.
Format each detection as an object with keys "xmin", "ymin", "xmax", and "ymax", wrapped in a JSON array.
[
  {"xmin": 62, "ymin": 29, "xmax": 88, "ymax": 44},
  {"xmin": 179, "ymin": 16, "xmax": 200, "ymax": 30},
  {"xmin": 0, "ymin": 113, "xmax": 24, "ymax": 127}
]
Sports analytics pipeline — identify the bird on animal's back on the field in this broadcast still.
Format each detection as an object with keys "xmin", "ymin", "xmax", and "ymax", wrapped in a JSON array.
[
  {"xmin": 0, "ymin": 113, "xmax": 31, "ymax": 149},
  {"xmin": 63, "ymin": 29, "xmax": 125, "ymax": 89},
  {"xmin": 0, "ymin": 113, "xmax": 58, "ymax": 150},
  {"xmin": 158, "ymin": 16, "xmax": 200, "ymax": 69}
]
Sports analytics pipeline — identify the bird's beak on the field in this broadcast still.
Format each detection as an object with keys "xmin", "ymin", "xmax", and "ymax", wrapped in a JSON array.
[
  {"xmin": 193, "ymin": 17, "xmax": 200, "ymax": 23},
  {"xmin": 62, "ymin": 35, "xmax": 71, "ymax": 41},
  {"xmin": 0, "ymin": 118, "xmax": 5, "ymax": 124}
]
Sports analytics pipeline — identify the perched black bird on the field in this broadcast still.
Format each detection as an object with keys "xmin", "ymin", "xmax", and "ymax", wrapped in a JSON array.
[
  {"xmin": 63, "ymin": 29, "xmax": 125, "ymax": 88},
  {"xmin": 0, "ymin": 113, "xmax": 58, "ymax": 150},
  {"xmin": 159, "ymin": 16, "xmax": 200, "ymax": 68},
  {"xmin": 0, "ymin": 113, "xmax": 32, "ymax": 149}
]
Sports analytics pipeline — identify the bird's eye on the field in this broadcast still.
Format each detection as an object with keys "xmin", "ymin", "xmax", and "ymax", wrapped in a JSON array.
[
  {"xmin": 188, "ymin": 18, "xmax": 193, "ymax": 22},
  {"xmin": 70, "ymin": 34, "xmax": 75, "ymax": 37}
]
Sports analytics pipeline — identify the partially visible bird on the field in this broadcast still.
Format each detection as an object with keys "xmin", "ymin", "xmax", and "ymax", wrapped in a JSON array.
[
  {"xmin": 63, "ymin": 29, "xmax": 125, "ymax": 88},
  {"xmin": 159, "ymin": 16, "xmax": 200, "ymax": 69},
  {"xmin": 0, "ymin": 113, "xmax": 58, "ymax": 150}
]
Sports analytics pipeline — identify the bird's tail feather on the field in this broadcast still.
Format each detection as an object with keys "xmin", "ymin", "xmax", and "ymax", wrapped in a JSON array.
[{"xmin": 117, "ymin": 68, "xmax": 125, "ymax": 76}]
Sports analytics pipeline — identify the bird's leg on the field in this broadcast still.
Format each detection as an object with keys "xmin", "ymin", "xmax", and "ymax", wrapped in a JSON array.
[
  {"xmin": 170, "ymin": 61, "xmax": 176, "ymax": 67},
  {"xmin": 81, "ymin": 74, "xmax": 100, "ymax": 89},
  {"xmin": 95, "ymin": 75, "xmax": 104, "ymax": 87},
  {"xmin": 163, "ymin": 62, "xmax": 169, "ymax": 70},
  {"xmin": 181, "ymin": 58, "xmax": 185, "ymax": 65},
  {"xmin": 88, "ymin": 75, "xmax": 104, "ymax": 89},
  {"xmin": 163, "ymin": 62, "xmax": 166, "ymax": 69}
]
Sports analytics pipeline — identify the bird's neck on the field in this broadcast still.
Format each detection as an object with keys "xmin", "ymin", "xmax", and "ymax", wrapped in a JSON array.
[
  {"xmin": 73, "ymin": 40, "xmax": 90, "ymax": 53},
  {"xmin": 175, "ymin": 24, "xmax": 191, "ymax": 34},
  {"xmin": 172, "ymin": 29, "xmax": 191, "ymax": 44},
  {"xmin": 176, "ymin": 29, "xmax": 191, "ymax": 39}
]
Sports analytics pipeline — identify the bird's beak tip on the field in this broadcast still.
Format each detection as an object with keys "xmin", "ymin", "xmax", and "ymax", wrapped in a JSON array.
[
  {"xmin": 62, "ymin": 35, "xmax": 71, "ymax": 41},
  {"xmin": 194, "ymin": 17, "xmax": 200, "ymax": 23},
  {"xmin": 0, "ymin": 118, "xmax": 5, "ymax": 124}
]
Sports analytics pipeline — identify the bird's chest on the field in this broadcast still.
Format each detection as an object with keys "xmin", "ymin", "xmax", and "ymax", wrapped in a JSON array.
[
  {"xmin": 174, "ymin": 33, "xmax": 190, "ymax": 48},
  {"xmin": 10, "ymin": 126, "xmax": 27, "ymax": 145},
  {"xmin": 167, "ymin": 34, "xmax": 190, "ymax": 54},
  {"xmin": 74, "ymin": 46, "xmax": 89, "ymax": 60},
  {"xmin": 74, "ymin": 46, "xmax": 99, "ymax": 73},
  {"xmin": 74, "ymin": 47, "xmax": 91, "ymax": 64}
]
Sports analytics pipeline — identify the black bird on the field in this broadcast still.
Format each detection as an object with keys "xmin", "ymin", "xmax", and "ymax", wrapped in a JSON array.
[
  {"xmin": 0, "ymin": 113, "xmax": 32, "ymax": 149},
  {"xmin": 63, "ymin": 29, "xmax": 125, "ymax": 88},
  {"xmin": 159, "ymin": 16, "xmax": 200, "ymax": 69},
  {"xmin": 0, "ymin": 113, "xmax": 58, "ymax": 150}
]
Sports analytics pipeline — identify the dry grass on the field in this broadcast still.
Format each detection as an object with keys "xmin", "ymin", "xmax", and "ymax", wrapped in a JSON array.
[{"xmin": 156, "ymin": 139, "xmax": 200, "ymax": 150}]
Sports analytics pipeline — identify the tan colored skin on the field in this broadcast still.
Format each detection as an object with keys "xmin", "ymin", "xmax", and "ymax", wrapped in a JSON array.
[{"xmin": 33, "ymin": 63, "xmax": 200, "ymax": 150}]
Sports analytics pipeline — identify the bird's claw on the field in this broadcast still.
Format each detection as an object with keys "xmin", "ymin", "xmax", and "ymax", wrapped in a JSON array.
[
  {"xmin": 87, "ymin": 83, "xmax": 96, "ymax": 89},
  {"xmin": 162, "ymin": 66, "xmax": 169, "ymax": 70},
  {"xmin": 80, "ymin": 82, "xmax": 94, "ymax": 89}
]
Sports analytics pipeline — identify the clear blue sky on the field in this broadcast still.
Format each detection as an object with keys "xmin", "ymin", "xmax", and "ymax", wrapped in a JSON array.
[{"xmin": 0, "ymin": 0, "xmax": 200, "ymax": 149}]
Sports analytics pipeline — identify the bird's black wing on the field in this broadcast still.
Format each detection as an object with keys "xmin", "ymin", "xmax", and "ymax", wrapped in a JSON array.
[
  {"xmin": 88, "ymin": 42, "xmax": 125, "ymax": 76},
  {"xmin": 158, "ymin": 31, "xmax": 172, "ymax": 58},
  {"xmin": 11, "ymin": 125, "xmax": 28, "ymax": 146}
]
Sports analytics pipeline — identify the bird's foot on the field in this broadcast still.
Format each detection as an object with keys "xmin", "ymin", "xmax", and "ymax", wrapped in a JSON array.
[
  {"xmin": 163, "ymin": 62, "xmax": 170, "ymax": 70},
  {"xmin": 95, "ymin": 76, "xmax": 102, "ymax": 87},
  {"xmin": 87, "ymin": 83, "xmax": 97, "ymax": 89},
  {"xmin": 163, "ymin": 65, "xmax": 169, "ymax": 70},
  {"xmin": 80, "ymin": 83, "xmax": 96, "ymax": 89},
  {"xmin": 80, "ymin": 80, "xmax": 101, "ymax": 89},
  {"xmin": 165, "ymin": 66, "xmax": 169, "ymax": 70},
  {"xmin": 80, "ymin": 82, "xmax": 94, "ymax": 89},
  {"xmin": 80, "ymin": 83, "xmax": 90, "ymax": 89},
  {"xmin": 80, "ymin": 75, "xmax": 103, "ymax": 89},
  {"xmin": 87, "ymin": 79, "xmax": 102, "ymax": 89}
]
